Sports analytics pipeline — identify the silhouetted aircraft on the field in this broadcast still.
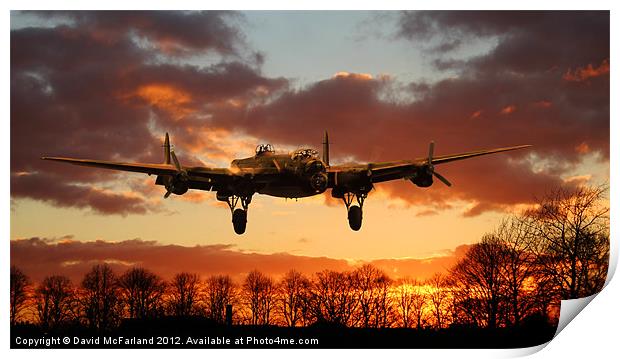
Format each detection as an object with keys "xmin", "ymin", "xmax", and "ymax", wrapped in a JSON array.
[{"xmin": 42, "ymin": 132, "xmax": 530, "ymax": 234}]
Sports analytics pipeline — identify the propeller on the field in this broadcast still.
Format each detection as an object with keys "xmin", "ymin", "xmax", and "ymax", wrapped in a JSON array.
[
  {"xmin": 426, "ymin": 141, "xmax": 452, "ymax": 187},
  {"xmin": 164, "ymin": 149, "xmax": 188, "ymax": 199},
  {"xmin": 171, "ymin": 149, "xmax": 182, "ymax": 172}
]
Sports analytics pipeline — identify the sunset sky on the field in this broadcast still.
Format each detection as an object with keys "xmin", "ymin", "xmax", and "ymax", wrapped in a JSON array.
[{"xmin": 10, "ymin": 11, "xmax": 609, "ymax": 283}]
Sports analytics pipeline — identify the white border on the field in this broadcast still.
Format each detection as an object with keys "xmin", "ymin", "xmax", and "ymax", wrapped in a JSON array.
[{"xmin": 4, "ymin": 1, "xmax": 617, "ymax": 358}]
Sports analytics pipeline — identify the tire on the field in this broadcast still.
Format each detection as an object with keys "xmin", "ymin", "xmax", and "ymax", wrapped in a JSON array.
[
  {"xmin": 347, "ymin": 205, "xmax": 363, "ymax": 231},
  {"xmin": 232, "ymin": 209, "xmax": 247, "ymax": 235}
]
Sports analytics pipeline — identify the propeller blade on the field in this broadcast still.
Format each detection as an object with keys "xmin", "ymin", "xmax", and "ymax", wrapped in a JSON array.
[
  {"xmin": 432, "ymin": 170, "xmax": 452, "ymax": 187},
  {"xmin": 171, "ymin": 150, "xmax": 182, "ymax": 172},
  {"xmin": 428, "ymin": 141, "xmax": 435, "ymax": 165},
  {"xmin": 164, "ymin": 190, "xmax": 172, "ymax": 199}
]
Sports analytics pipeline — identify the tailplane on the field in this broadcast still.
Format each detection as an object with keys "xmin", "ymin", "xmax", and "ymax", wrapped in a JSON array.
[{"xmin": 163, "ymin": 133, "xmax": 171, "ymax": 165}]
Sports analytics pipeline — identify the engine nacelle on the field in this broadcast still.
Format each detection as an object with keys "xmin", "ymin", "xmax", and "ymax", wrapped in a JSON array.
[
  {"xmin": 310, "ymin": 173, "xmax": 328, "ymax": 192},
  {"xmin": 410, "ymin": 171, "xmax": 433, "ymax": 187},
  {"xmin": 305, "ymin": 159, "xmax": 326, "ymax": 174},
  {"xmin": 166, "ymin": 179, "xmax": 188, "ymax": 195},
  {"xmin": 330, "ymin": 170, "xmax": 373, "ymax": 198}
]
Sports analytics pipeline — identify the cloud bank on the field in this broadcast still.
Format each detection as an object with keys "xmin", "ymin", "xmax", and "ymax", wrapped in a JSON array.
[{"xmin": 10, "ymin": 237, "xmax": 469, "ymax": 284}]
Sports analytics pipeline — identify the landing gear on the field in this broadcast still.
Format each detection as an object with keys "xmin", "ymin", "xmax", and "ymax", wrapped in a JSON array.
[
  {"xmin": 224, "ymin": 194, "xmax": 252, "ymax": 235},
  {"xmin": 232, "ymin": 208, "xmax": 247, "ymax": 235},
  {"xmin": 348, "ymin": 205, "xmax": 362, "ymax": 231},
  {"xmin": 342, "ymin": 192, "xmax": 367, "ymax": 231}
]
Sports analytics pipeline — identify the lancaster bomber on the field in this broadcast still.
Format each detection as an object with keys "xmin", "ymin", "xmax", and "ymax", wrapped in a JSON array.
[{"xmin": 42, "ymin": 132, "xmax": 530, "ymax": 234}]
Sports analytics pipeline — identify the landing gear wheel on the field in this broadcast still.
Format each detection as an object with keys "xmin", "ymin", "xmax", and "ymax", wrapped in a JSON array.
[
  {"xmin": 232, "ymin": 208, "xmax": 248, "ymax": 235},
  {"xmin": 348, "ymin": 205, "xmax": 363, "ymax": 231},
  {"xmin": 223, "ymin": 193, "xmax": 252, "ymax": 234}
]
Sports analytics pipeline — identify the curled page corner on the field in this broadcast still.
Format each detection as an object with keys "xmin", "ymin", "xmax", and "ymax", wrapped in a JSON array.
[
  {"xmin": 494, "ymin": 234, "xmax": 615, "ymax": 357},
  {"xmin": 546, "ymin": 228, "xmax": 619, "ymax": 341},
  {"xmin": 554, "ymin": 294, "xmax": 597, "ymax": 337},
  {"xmin": 507, "ymin": 342, "xmax": 550, "ymax": 357},
  {"xmin": 604, "ymin": 233, "xmax": 618, "ymax": 286},
  {"xmin": 511, "ymin": 294, "xmax": 601, "ymax": 357}
]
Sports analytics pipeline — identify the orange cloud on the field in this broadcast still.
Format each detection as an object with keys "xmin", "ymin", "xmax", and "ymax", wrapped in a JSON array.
[
  {"xmin": 563, "ymin": 59, "xmax": 610, "ymax": 82},
  {"xmin": 415, "ymin": 209, "xmax": 438, "ymax": 217},
  {"xmin": 470, "ymin": 110, "xmax": 482, "ymax": 119},
  {"xmin": 131, "ymin": 84, "xmax": 194, "ymax": 117},
  {"xmin": 500, "ymin": 105, "xmax": 517, "ymax": 115},
  {"xmin": 534, "ymin": 100, "xmax": 552, "ymax": 108},
  {"xmin": 575, "ymin": 142, "xmax": 590, "ymax": 154},
  {"xmin": 332, "ymin": 71, "xmax": 373, "ymax": 80},
  {"xmin": 563, "ymin": 174, "xmax": 592, "ymax": 185},
  {"xmin": 462, "ymin": 202, "xmax": 507, "ymax": 218}
]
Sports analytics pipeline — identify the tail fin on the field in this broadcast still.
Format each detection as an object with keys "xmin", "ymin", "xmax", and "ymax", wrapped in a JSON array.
[
  {"xmin": 322, "ymin": 130, "xmax": 330, "ymax": 166},
  {"xmin": 163, "ymin": 133, "xmax": 171, "ymax": 165}
]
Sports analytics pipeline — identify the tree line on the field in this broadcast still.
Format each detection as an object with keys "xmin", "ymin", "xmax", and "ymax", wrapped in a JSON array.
[{"xmin": 10, "ymin": 185, "xmax": 609, "ymax": 332}]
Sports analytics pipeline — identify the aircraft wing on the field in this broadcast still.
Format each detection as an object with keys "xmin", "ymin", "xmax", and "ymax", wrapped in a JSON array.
[
  {"xmin": 424, "ymin": 144, "xmax": 532, "ymax": 165},
  {"xmin": 41, "ymin": 156, "xmax": 236, "ymax": 181},
  {"xmin": 42, "ymin": 157, "xmax": 178, "ymax": 175},
  {"xmin": 363, "ymin": 144, "xmax": 531, "ymax": 183}
]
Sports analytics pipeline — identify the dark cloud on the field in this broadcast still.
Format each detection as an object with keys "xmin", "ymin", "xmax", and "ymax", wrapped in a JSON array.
[
  {"xmin": 11, "ymin": 173, "xmax": 150, "ymax": 215},
  {"xmin": 397, "ymin": 11, "xmax": 534, "ymax": 40},
  {"xmin": 11, "ymin": 11, "xmax": 287, "ymax": 214},
  {"xmin": 32, "ymin": 11, "xmax": 245, "ymax": 56},
  {"xmin": 397, "ymin": 11, "xmax": 609, "ymax": 74},
  {"xmin": 10, "ymin": 237, "xmax": 466, "ymax": 284}
]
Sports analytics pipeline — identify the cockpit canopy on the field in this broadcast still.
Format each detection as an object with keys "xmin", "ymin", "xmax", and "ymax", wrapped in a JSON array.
[
  {"xmin": 291, "ymin": 148, "xmax": 319, "ymax": 161},
  {"xmin": 255, "ymin": 144, "xmax": 275, "ymax": 156}
]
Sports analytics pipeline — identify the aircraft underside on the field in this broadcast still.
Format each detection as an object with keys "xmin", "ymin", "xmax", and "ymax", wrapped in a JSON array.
[
  {"xmin": 206, "ymin": 184, "xmax": 371, "ymax": 235},
  {"xmin": 257, "ymin": 184, "xmax": 322, "ymax": 198},
  {"xmin": 152, "ymin": 169, "xmax": 370, "ymax": 235}
]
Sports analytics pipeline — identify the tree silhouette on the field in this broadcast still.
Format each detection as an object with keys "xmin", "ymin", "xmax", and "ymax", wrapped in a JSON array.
[
  {"xmin": 450, "ymin": 235, "xmax": 506, "ymax": 329},
  {"xmin": 168, "ymin": 272, "xmax": 200, "ymax": 316},
  {"xmin": 495, "ymin": 217, "xmax": 538, "ymax": 327},
  {"xmin": 118, "ymin": 267, "xmax": 166, "ymax": 319},
  {"xmin": 309, "ymin": 270, "xmax": 359, "ymax": 327},
  {"xmin": 373, "ymin": 272, "xmax": 395, "ymax": 328},
  {"xmin": 579, "ymin": 231, "xmax": 609, "ymax": 295},
  {"xmin": 10, "ymin": 265, "xmax": 31, "ymax": 325},
  {"xmin": 278, "ymin": 269, "xmax": 310, "ymax": 327},
  {"xmin": 427, "ymin": 273, "xmax": 448, "ymax": 329},
  {"xmin": 354, "ymin": 264, "xmax": 394, "ymax": 328},
  {"xmin": 242, "ymin": 270, "xmax": 275, "ymax": 325},
  {"xmin": 395, "ymin": 278, "xmax": 427, "ymax": 329},
  {"xmin": 204, "ymin": 274, "xmax": 236, "ymax": 324},
  {"xmin": 527, "ymin": 185, "xmax": 609, "ymax": 299},
  {"xmin": 80, "ymin": 264, "xmax": 122, "ymax": 330},
  {"xmin": 35, "ymin": 275, "xmax": 75, "ymax": 329}
]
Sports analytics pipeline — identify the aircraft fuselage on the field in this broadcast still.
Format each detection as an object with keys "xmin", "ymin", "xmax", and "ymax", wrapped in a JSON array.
[{"xmin": 231, "ymin": 150, "xmax": 329, "ymax": 198}]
